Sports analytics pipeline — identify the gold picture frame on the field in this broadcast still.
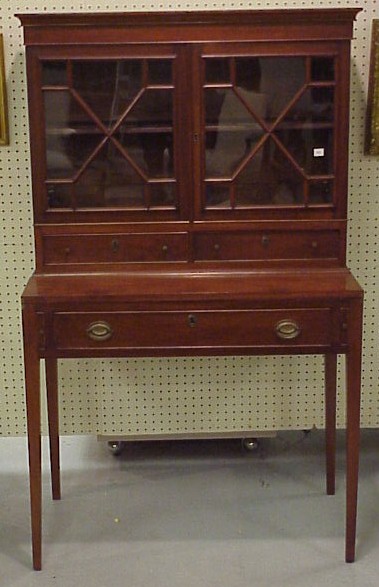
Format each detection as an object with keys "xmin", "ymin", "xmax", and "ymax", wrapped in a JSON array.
[
  {"xmin": 0, "ymin": 34, "xmax": 9, "ymax": 146},
  {"xmin": 365, "ymin": 20, "xmax": 379, "ymax": 155}
]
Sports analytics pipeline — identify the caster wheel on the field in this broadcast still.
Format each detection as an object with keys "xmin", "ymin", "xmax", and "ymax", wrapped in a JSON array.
[
  {"xmin": 241, "ymin": 437, "xmax": 260, "ymax": 452},
  {"xmin": 107, "ymin": 441, "xmax": 125, "ymax": 456}
]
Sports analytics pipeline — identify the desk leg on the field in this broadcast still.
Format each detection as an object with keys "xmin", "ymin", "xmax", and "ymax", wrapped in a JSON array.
[
  {"xmin": 325, "ymin": 353, "xmax": 337, "ymax": 495},
  {"xmin": 45, "ymin": 358, "xmax": 61, "ymax": 500},
  {"xmin": 345, "ymin": 297, "xmax": 363, "ymax": 563},
  {"xmin": 22, "ymin": 304, "xmax": 42, "ymax": 571}
]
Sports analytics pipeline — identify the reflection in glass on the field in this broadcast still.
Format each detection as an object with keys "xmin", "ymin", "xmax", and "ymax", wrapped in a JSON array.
[
  {"xmin": 309, "ymin": 180, "xmax": 333, "ymax": 204},
  {"xmin": 205, "ymin": 88, "xmax": 266, "ymax": 178},
  {"xmin": 275, "ymin": 128, "xmax": 333, "ymax": 175},
  {"xmin": 127, "ymin": 88, "xmax": 173, "ymax": 127},
  {"xmin": 205, "ymin": 184, "xmax": 230, "ymax": 208},
  {"xmin": 74, "ymin": 145, "xmax": 144, "ymax": 208},
  {"xmin": 257, "ymin": 57, "xmax": 306, "ymax": 122},
  {"xmin": 150, "ymin": 183, "xmax": 176, "ymax": 207},
  {"xmin": 235, "ymin": 139, "xmax": 305, "ymax": 206},
  {"xmin": 72, "ymin": 60, "xmax": 143, "ymax": 128},
  {"xmin": 114, "ymin": 131, "xmax": 173, "ymax": 179},
  {"xmin": 204, "ymin": 58, "xmax": 230, "ymax": 84},
  {"xmin": 47, "ymin": 184, "xmax": 72, "ymax": 208},
  {"xmin": 42, "ymin": 61, "xmax": 67, "ymax": 86},
  {"xmin": 148, "ymin": 59, "xmax": 172, "ymax": 84},
  {"xmin": 311, "ymin": 57, "xmax": 334, "ymax": 81},
  {"xmin": 44, "ymin": 91, "xmax": 103, "ymax": 179}
]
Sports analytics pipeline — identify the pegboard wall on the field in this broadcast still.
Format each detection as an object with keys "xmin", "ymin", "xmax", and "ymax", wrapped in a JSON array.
[{"xmin": 0, "ymin": 0, "xmax": 378, "ymax": 437}]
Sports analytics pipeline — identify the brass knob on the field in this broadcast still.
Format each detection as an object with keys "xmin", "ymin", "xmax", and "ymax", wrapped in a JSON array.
[
  {"xmin": 162, "ymin": 244, "xmax": 168, "ymax": 253},
  {"xmin": 86, "ymin": 321, "xmax": 113, "ymax": 342},
  {"xmin": 261, "ymin": 235, "xmax": 270, "ymax": 247},
  {"xmin": 311, "ymin": 240, "xmax": 318, "ymax": 249},
  {"xmin": 275, "ymin": 319, "xmax": 301, "ymax": 340},
  {"xmin": 214, "ymin": 243, "xmax": 220, "ymax": 251},
  {"xmin": 64, "ymin": 247, "xmax": 71, "ymax": 255},
  {"xmin": 188, "ymin": 314, "xmax": 197, "ymax": 327}
]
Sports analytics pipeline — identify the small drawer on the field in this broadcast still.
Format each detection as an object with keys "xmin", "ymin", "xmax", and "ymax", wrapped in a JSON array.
[
  {"xmin": 43, "ymin": 232, "xmax": 188, "ymax": 266},
  {"xmin": 52, "ymin": 308, "xmax": 333, "ymax": 352},
  {"xmin": 193, "ymin": 230, "xmax": 340, "ymax": 262}
]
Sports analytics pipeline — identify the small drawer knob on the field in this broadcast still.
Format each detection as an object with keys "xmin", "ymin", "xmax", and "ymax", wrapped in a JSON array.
[
  {"xmin": 162, "ymin": 244, "xmax": 168, "ymax": 253},
  {"xmin": 261, "ymin": 235, "xmax": 270, "ymax": 247},
  {"xmin": 214, "ymin": 243, "xmax": 220, "ymax": 251},
  {"xmin": 64, "ymin": 247, "xmax": 71, "ymax": 255},
  {"xmin": 275, "ymin": 319, "xmax": 301, "ymax": 340},
  {"xmin": 86, "ymin": 321, "xmax": 113, "ymax": 342},
  {"xmin": 311, "ymin": 240, "xmax": 318, "ymax": 250}
]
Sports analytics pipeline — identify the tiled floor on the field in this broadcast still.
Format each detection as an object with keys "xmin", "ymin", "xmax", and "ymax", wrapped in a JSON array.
[{"xmin": 1, "ymin": 429, "xmax": 379, "ymax": 586}]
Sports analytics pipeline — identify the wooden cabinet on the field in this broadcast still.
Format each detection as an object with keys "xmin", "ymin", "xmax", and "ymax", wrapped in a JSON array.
[{"xmin": 18, "ymin": 9, "xmax": 363, "ymax": 569}]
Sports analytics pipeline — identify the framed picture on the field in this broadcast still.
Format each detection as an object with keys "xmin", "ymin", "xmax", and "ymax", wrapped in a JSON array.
[
  {"xmin": 0, "ymin": 34, "xmax": 9, "ymax": 146},
  {"xmin": 365, "ymin": 20, "xmax": 379, "ymax": 155}
]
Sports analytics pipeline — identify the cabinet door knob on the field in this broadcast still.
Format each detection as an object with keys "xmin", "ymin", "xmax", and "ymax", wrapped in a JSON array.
[
  {"xmin": 275, "ymin": 319, "xmax": 301, "ymax": 340},
  {"xmin": 188, "ymin": 314, "xmax": 197, "ymax": 327},
  {"xmin": 86, "ymin": 321, "xmax": 113, "ymax": 342}
]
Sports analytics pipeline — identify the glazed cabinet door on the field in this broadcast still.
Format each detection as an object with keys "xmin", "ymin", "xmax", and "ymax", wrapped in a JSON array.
[
  {"xmin": 26, "ymin": 45, "xmax": 192, "ymax": 223},
  {"xmin": 193, "ymin": 42, "xmax": 350, "ymax": 220}
]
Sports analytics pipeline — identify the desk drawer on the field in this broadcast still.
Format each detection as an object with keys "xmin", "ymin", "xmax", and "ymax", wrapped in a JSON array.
[
  {"xmin": 52, "ymin": 308, "xmax": 333, "ymax": 351},
  {"xmin": 193, "ymin": 230, "xmax": 340, "ymax": 262},
  {"xmin": 43, "ymin": 232, "xmax": 188, "ymax": 266}
]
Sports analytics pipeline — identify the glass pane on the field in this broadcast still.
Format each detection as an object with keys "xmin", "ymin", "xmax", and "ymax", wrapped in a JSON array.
[
  {"xmin": 205, "ymin": 88, "xmax": 265, "ymax": 178},
  {"xmin": 235, "ymin": 138, "xmax": 305, "ymax": 206},
  {"xmin": 235, "ymin": 57, "xmax": 263, "ymax": 92},
  {"xmin": 114, "ymin": 131, "xmax": 173, "ymax": 179},
  {"xmin": 204, "ymin": 58, "xmax": 230, "ymax": 84},
  {"xmin": 257, "ymin": 57, "xmax": 306, "ymax": 122},
  {"xmin": 205, "ymin": 88, "xmax": 267, "ymax": 125},
  {"xmin": 47, "ymin": 184, "xmax": 72, "ymax": 208},
  {"xmin": 309, "ymin": 180, "xmax": 333, "ymax": 204},
  {"xmin": 150, "ymin": 183, "xmax": 176, "ymax": 207},
  {"xmin": 72, "ymin": 60, "xmax": 143, "ymax": 128},
  {"xmin": 205, "ymin": 184, "xmax": 230, "ymax": 208},
  {"xmin": 274, "ymin": 128, "xmax": 333, "ymax": 176},
  {"xmin": 126, "ymin": 89, "xmax": 173, "ymax": 127},
  {"xmin": 74, "ymin": 144, "xmax": 145, "ymax": 208},
  {"xmin": 42, "ymin": 61, "xmax": 67, "ymax": 86},
  {"xmin": 148, "ymin": 59, "xmax": 172, "ymax": 85},
  {"xmin": 311, "ymin": 57, "xmax": 334, "ymax": 81},
  {"xmin": 44, "ymin": 91, "xmax": 103, "ymax": 179},
  {"xmin": 274, "ymin": 87, "xmax": 334, "ymax": 176},
  {"xmin": 206, "ymin": 129, "xmax": 264, "ymax": 178},
  {"xmin": 278, "ymin": 87, "xmax": 334, "ymax": 123}
]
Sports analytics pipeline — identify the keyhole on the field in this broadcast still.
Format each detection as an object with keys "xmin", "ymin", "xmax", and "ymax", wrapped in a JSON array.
[{"xmin": 188, "ymin": 314, "xmax": 197, "ymax": 327}]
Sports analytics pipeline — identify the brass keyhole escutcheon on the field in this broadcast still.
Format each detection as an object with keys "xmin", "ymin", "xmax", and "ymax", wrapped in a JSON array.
[
  {"xmin": 87, "ymin": 321, "xmax": 113, "ymax": 342},
  {"xmin": 275, "ymin": 319, "xmax": 301, "ymax": 340},
  {"xmin": 188, "ymin": 314, "xmax": 197, "ymax": 327}
]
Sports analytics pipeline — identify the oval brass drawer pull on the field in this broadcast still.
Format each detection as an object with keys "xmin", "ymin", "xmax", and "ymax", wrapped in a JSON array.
[
  {"xmin": 275, "ymin": 319, "xmax": 301, "ymax": 340},
  {"xmin": 87, "ymin": 321, "xmax": 113, "ymax": 342}
]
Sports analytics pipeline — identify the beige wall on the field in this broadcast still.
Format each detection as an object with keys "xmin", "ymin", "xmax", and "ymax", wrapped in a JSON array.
[{"xmin": 0, "ymin": 0, "xmax": 377, "ymax": 436}]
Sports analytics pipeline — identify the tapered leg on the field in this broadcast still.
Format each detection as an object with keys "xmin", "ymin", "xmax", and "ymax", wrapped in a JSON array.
[
  {"xmin": 325, "ymin": 353, "xmax": 337, "ymax": 495},
  {"xmin": 45, "ymin": 358, "xmax": 61, "ymax": 500},
  {"xmin": 22, "ymin": 303, "xmax": 42, "ymax": 571},
  {"xmin": 345, "ymin": 297, "xmax": 363, "ymax": 563}
]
